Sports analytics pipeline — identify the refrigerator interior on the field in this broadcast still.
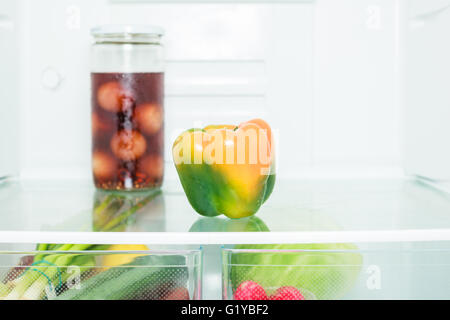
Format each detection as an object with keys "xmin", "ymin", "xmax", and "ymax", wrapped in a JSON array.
[{"xmin": 0, "ymin": 0, "xmax": 450, "ymax": 300}]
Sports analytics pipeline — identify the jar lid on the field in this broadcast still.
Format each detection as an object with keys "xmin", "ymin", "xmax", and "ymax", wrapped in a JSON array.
[{"xmin": 91, "ymin": 24, "xmax": 165, "ymax": 37}]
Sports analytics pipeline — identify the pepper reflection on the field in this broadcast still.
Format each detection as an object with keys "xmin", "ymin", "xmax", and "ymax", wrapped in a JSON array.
[{"xmin": 189, "ymin": 216, "xmax": 270, "ymax": 233}]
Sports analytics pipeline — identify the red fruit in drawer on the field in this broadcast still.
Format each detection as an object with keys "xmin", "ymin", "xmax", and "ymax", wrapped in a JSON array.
[
  {"xmin": 92, "ymin": 151, "xmax": 116, "ymax": 180},
  {"xmin": 136, "ymin": 103, "xmax": 163, "ymax": 136},
  {"xmin": 270, "ymin": 286, "xmax": 305, "ymax": 300},
  {"xmin": 110, "ymin": 130, "xmax": 147, "ymax": 161},
  {"xmin": 163, "ymin": 287, "xmax": 190, "ymax": 300},
  {"xmin": 234, "ymin": 281, "xmax": 268, "ymax": 300},
  {"xmin": 97, "ymin": 81, "xmax": 133, "ymax": 113}
]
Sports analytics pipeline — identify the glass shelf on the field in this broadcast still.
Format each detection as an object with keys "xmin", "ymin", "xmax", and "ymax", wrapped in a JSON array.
[{"xmin": 0, "ymin": 177, "xmax": 450, "ymax": 244}]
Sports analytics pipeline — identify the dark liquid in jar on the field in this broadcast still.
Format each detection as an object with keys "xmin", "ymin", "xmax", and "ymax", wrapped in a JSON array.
[{"xmin": 91, "ymin": 72, "xmax": 164, "ymax": 190}]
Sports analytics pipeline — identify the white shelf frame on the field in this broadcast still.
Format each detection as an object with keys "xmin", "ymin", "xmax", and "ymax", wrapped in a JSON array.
[{"xmin": 1, "ymin": 229, "xmax": 450, "ymax": 245}]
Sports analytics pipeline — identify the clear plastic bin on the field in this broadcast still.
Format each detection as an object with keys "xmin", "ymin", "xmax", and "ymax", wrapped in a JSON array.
[
  {"xmin": 0, "ymin": 249, "xmax": 202, "ymax": 300},
  {"xmin": 222, "ymin": 246, "xmax": 450, "ymax": 300}
]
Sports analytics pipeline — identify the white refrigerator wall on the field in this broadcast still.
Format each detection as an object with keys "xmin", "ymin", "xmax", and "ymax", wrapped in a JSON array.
[
  {"xmin": 0, "ymin": 0, "xmax": 445, "ymax": 181},
  {"xmin": 0, "ymin": 1, "xmax": 19, "ymax": 178},
  {"xmin": 404, "ymin": 0, "xmax": 450, "ymax": 181}
]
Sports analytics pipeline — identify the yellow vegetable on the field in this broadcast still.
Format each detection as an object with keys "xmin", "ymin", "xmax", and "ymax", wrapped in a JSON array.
[
  {"xmin": 172, "ymin": 119, "xmax": 276, "ymax": 219},
  {"xmin": 102, "ymin": 244, "xmax": 149, "ymax": 270}
]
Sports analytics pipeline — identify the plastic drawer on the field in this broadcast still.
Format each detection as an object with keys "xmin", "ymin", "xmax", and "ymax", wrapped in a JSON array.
[
  {"xmin": 222, "ymin": 246, "xmax": 450, "ymax": 300},
  {"xmin": 0, "ymin": 249, "xmax": 202, "ymax": 300}
]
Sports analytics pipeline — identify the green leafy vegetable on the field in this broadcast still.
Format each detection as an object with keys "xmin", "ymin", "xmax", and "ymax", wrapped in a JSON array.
[
  {"xmin": 56, "ymin": 255, "xmax": 188, "ymax": 300},
  {"xmin": 229, "ymin": 243, "xmax": 363, "ymax": 300}
]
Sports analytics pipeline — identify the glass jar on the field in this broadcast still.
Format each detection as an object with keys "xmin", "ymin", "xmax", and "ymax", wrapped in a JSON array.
[{"xmin": 91, "ymin": 25, "xmax": 165, "ymax": 191}]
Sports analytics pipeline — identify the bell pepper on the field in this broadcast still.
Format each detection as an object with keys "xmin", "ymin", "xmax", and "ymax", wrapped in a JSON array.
[{"xmin": 173, "ymin": 119, "xmax": 275, "ymax": 219}]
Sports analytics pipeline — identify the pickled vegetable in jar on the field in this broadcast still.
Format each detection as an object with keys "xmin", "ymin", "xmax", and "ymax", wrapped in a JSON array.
[{"xmin": 91, "ymin": 25, "xmax": 165, "ymax": 191}]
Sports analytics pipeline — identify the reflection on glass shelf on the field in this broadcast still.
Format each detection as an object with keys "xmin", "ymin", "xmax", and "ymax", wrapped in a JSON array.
[
  {"xmin": 92, "ymin": 190, "xmax": 164, "ymax": 232},
  {"xmin": 189, "ymin": 216, "xmax": 269, "ymax": 233},
  {"xmin": 0, "ymin": 178, "xmax": 450, "ymax": 244}
]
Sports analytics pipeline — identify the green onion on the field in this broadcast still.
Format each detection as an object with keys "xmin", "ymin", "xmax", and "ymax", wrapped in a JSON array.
[{"xmin": 3, "ymin": 190, "xmax": 160, "ymax": 300}]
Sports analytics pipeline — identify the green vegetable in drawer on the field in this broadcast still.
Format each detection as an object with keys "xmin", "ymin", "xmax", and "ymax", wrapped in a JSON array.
[
  {"xmin": 0, "ymin": 283, "xmax": 8, "ymax": 298},
  {"xmin": 229, "ymin": 243, "xmax": 363, "ymax": 300},
  {"xmin": 1, "ymin": 191, "xmax": 160, "ymax": 300},
  {"xmin": 56, "ymin": 254, "xmax": 189, "ymax": 300},
  {"xmin": 3, "ymin": 250, "xmax": 100, "ymax": 300}
]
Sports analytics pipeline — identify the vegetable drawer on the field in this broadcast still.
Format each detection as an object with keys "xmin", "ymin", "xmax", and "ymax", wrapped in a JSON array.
[
  {"xmin": 222, "ymin": 244, "xmax": 450, "ymax": 300},
  {"xmin": 0, "ymin": 249, "xmax": 202, "ymax": 300}
]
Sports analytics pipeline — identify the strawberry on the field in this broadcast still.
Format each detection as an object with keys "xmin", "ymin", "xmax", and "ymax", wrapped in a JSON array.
[
  {"xmin": 270, "ymin": 286, "xmax": 305, "ymax": 300},
  {"xmin": 234, "ymin": 281, "xmax": 268, "ymax": 300}
]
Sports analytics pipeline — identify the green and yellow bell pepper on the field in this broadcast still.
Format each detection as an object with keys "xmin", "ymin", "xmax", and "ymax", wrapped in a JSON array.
[{"xmin": 173, "ymin": 119, "xmax": 275, "ymax": 219}]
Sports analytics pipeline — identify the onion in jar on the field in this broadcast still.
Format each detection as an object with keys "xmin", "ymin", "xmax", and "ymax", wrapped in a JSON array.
[
  {"xmin": 97, "ymin": 81, "xmax": 133, "ymax": 113},
  {"xmin": 110, "ymin": 130, "xmax": 147, "ymax": 161},
  {"xmin": 139, "ymin": 154, "xmax": 164, "ymax": 180},
  {"xmin": 92, "ymin": 151, "xmax": 116, "ymax": 180},
  {"xmin": 136, "ymin": 103, "xmax": 163, "ymax": 136},
  {"xmin": 92, "ymin": 113, "xmax": 111, "ymax": 134}
]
